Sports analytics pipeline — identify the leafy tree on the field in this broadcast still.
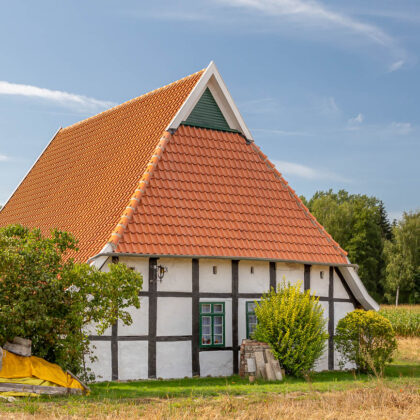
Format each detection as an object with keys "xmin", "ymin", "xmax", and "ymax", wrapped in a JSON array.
[
  {"xmin": 304, "ymin": 190, "xmax": 389, "ymax": 301},
  {"xmin": 0, "ymin": 224, "xmax": 143, "ymax": 379},
  {"xmin": 253, "ymin": 281, "xmax": 328, "ymax": 377},
  {"xmin": 383, "ymin": 211, "xmax": 420, "ymax": 305}
]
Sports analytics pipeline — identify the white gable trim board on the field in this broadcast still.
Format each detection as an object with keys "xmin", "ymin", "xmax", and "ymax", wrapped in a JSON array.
[
  {"xmin": 166, "ymin": 61, "xmax": 254, "ymax": 142},
  {"xmin": 86, "ymin": 256, "xmax": 362, "ymax": 381}
]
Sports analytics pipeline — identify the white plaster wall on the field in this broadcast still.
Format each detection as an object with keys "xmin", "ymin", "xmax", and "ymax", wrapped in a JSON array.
[
  {"xmin": 118, "ymin": 341, "xmax": 148, "ymax": 380},
  {"xmin": 276, "ymin": 262, "xmax": 304, "ymax": 291},
  {"xmin": 85, "ymin": 341, "xmax": 112, "ymax": 382},
  {"xmin": 238, "ymin": 260, "xmax": 270, "ymax": 293},
  {"xmin": 314, "ymin": 340, "xmax": 329, "ymax": 372},
  {"xmin": 119, "ymin": 256, "xmax": 149, "ymax": 291},
  {"xmin": 118, "ymin": 297, "xmax": 148, "ymax": 336},
  {"xmin": 334, "ymin": 301, "xmax": 355, "ymax": 369},
  {"xmin": 156, "ymin": 341, "xmax": 192, "ymax": 379},
  {"xmin": 199, "ymin": 298, "xmax": 232, "ymax": 347},
  {"xmin": 157, "ymin": 258, "xmax": 192, "ymax": 292},
  {"xmin": 310, "ymin": 265, "xmax": 329, "ymax": 297},
  {"xmin": 199, "ymin": 259, "xmax": 231, "ymax": 293},
  {"xmin": 200, "ymin": 351, "xmax": 233, "ymax": 377},
  {"xmin": 238, "ymin": 298, "xmax": 260, "ymax": 343},
  {"xmin": 334, "ymin": 302, "xmax": 354, "ymax": 332},
  {"xmin": 157, "ymin": 297, "xmax": 192, "ymax": 336},
  {"xmin": 84, "ymin": 322, "xmax": 111, "ymax": 337},
  {"xmin": 334, "ymin": 270, "xmax": 350, "ymax": 299}
]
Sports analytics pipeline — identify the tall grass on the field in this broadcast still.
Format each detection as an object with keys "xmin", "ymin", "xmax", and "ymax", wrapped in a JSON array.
[{"xmin": 379, "ymin": 305, "xmax": 420, "ymax": 337}]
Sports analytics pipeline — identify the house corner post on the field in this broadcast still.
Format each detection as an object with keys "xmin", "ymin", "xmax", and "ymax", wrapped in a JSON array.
[
  {"xmin": 111, "ymin": 256, "xmax": 119, "ymax": 381},
  {"xmin": 192, "ymin": 259, "xmax": 200, "ymax": 376},
  {"xmin": 232, "ymin": 260, "xmax": 239, "ymax": 374},
  {"xmin": 328, "ymin": 266, "xmax": 334, "ymax": 370},
  {"xmin": 148, "ymin": 258, "xmax": 158, "ymax": 378}
]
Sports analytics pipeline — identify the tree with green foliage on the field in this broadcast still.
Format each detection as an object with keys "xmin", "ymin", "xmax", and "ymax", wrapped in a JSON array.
[
  {"xmin": 383, "ymin": 211, "xmax": 420, "ymax": 305},
  {"xmin": 303, "ymin": 190, "xmax": 390, "ymax": 301},
  {"xmin": 253, "ymin": 281, "xmax": 328, "ymax": 377},
  {"xmin": 0, "ymin": 224, "xmax": 143, "ymax": 379}
]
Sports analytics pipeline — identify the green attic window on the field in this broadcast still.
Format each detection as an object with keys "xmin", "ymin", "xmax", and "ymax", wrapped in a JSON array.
[{"xmin": 182, "ymin": 88, "xmax": 232, "ymax": 132}]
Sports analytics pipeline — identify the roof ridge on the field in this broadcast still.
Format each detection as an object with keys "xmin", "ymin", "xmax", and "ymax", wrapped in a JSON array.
[
  {"xmin": 108, "ymin": 130, "xmax": 172, "ymax": 248},
  {"xmin": 61, "ymin": 68, "xmax": 205, "ymax": 133},
  {"xmin": 249, "ymin": 142, "xmax": 348, "ymax": 258}
]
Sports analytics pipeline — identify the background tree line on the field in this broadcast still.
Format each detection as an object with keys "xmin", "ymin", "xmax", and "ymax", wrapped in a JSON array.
[{"xmin": 301, "ymin": 190, "xmax": 419, "ymax": 304}]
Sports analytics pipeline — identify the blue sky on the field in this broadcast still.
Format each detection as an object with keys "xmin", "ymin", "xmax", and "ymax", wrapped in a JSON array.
[{"xmin": 0, "ymin": 0, "xmax": 419, "ymax": 220}]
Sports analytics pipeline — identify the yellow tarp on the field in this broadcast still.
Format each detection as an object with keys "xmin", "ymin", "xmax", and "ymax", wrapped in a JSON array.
[{"xmin": 0, "ymin": 350, "xmax": 85, "ymax": 394}]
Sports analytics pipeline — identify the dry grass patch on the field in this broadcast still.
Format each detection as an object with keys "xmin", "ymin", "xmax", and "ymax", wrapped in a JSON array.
[
  {"xmin": 0, "ymin": 383, "xmax": 419, "ymax": 419},
  {"xmin": 396, "ymin": 337, "xmax": 420, "ymax": 363}
]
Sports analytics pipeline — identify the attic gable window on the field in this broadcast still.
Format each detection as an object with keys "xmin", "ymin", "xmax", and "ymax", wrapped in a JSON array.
[{"xmin": 200, "ymin": 302, "xmax": 225, "ymax": 347}]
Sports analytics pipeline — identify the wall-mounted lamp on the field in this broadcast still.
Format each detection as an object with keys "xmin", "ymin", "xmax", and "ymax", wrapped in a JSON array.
[
  {"xmin": 157, "ymin": 265, "xmax": 168, "ymax": 282},
  {"xmin": 250, "ymin": 266, "xmax": 254, "ymax": 274},
  {"xmin": 213, "ymin": 266, "xmax": 217, "ymax": 275},
  {"xmin": 320, "ymin": 271, "xmax": 324, "ymax": 279}
]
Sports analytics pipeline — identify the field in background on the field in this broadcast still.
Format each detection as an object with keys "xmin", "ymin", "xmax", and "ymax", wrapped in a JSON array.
[
  {"xmin": 379, "ymin": 305, "xmax": 420, "ymax": 336},
  {"xmin": 0, "ymin": 337, "xmax": 418, "ymax": 419}
]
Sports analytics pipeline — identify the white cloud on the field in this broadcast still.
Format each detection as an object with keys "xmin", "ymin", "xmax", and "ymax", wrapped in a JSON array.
[
  {"xmin": 0, "ymin": 154, "xmax": 10, "ymax": 162},
  {"xmin": 219, "ymin": 0, "xmax": 405, "ymax": 64},
  {"xmin": 389, "ymin": 60, "xmax": 405, "ymax": 72},
  {"xmin": 0, "ymin": 81, "xmax": 116, "ymax": 112},
  {"xmin": 348, "ymin": 113, "xmax": 364, "ymax": 125},
  {"xmin": 273, "ymin": 160, "xmax": 349, "ymax": 182},
  {"xmin": 390, "ymin": 122, "xmax": 412, "ymax": 135}
]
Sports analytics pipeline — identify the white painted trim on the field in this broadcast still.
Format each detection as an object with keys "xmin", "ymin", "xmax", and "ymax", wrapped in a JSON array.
[
  {"xmin": 340, "ymin": 265, "xmax": 379, "ymax": 311},
  {"xmin": 89, "ymin": 243, "xmax": 113, "ymax": 269},
  {"xmin": 166, "ymin": 61, "xmax": 253, "ymax": 141},
  {"xmin": 0, "ymin": 127, "xmax": 62, "ymax": 211}
]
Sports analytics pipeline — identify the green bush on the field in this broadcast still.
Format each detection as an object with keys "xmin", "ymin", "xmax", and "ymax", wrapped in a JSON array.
[
  {"xmin": 253, "ymin": 281, "xmax": 328, "ymax": 377},
  {"xmin": 335, "ymin": 309, "xmax": 397, "ymax": 375},
  {"xmin": 379, "ymin": 306, "xmax": 420, "ymax": 337}
]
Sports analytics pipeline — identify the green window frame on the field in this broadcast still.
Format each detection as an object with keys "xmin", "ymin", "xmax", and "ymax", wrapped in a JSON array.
[
  {"xmin": 199, "ymin": 302, "xmax": 225, "ymax": 347},
  {"xmin": 246, "ymin": 301, "xmax": 258, "ymax": 339}
]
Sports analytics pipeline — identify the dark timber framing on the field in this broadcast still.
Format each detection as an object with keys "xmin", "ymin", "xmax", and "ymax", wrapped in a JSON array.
[
  {"xmin": 232, "ymin": 260, "xmax": 239, "ymax": 374},
  {"xmin": 148, "ymin": 258, "xmax": 158, "ymax": 378},
  {"xmin": 334, "ymin": 267, "xmax": 360, "ymax": 308},
  {"xmin": 269, "ymin": 261, "xmax": 276, "ymax": 290},
  {"xmin": 328, "ymin": 266, "xmax": 334, "ymax": 370},
  {"xmin": 111, "ymin": 256, "xmax": 119, "ymax": 381},
  {"xmin": 192, "ymin": 258, "xmax": 200, "ymax": 376},
  {"xmin": 304, "ymin": 264, "xmax": 311, "ymax": 291},
  {"xmin": 88, "ymin": 259, "xmax": 358, "ymax": 377}
]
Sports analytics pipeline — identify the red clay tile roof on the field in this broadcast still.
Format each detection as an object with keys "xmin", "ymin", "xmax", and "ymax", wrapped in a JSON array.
[
  {"xmin": 0, "ymin": 70, "xmax": 204, "ymax": 262},
  {"xmin": 116, "ymin": 125, "xmax": 348, "ymax": 264}
]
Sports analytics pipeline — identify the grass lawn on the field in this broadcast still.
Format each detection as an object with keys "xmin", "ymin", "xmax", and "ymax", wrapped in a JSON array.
[{"xmin": 0, "ymin": 338, "xmax": 419, "ymax": 419}]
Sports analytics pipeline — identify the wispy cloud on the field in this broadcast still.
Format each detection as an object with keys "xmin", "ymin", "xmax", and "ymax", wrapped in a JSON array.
[
  {"xmin": 219, "ymin": 0, "xmax": 405, "ymax": 66},
  {"xmin": 0, "ymin": 154, "xmax": 10, "ymax": 162},
  {"xmin": 273, "ymin": 160, "xmax": 349, "ymax": 182},
  {"xmin": 390, "ymin": 122, "xmax": 412, "ymax": 135},
  {"xmin": 347, "ymin": 113, "xmax": 364, "ymax": 130},
  {"xmin": 389, "ymin": 60, "xmax": 405, "ymax": 72},
  {"xmin": 252, "ymin": 128, "xmax": 310, "ymax": 136},
  {"xmin": 0, "ymin": 81, "xmax": 116, "ymax": 112}
]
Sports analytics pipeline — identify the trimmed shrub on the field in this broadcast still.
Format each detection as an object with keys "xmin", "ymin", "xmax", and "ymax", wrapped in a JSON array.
[
  {"xmin": 253, "ymin": 281, "xmax": 328, "ymax": 377},
  {"xmin": 335, "ymin": 309, "xmax": 397, "ymax": 375}
]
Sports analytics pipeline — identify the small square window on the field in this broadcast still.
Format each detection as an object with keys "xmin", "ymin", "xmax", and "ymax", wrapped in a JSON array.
[
  {"xmin": 213, "ymin": 304, "xmax": 223, "ymax": 313},
  {"xmin": 201, "ymin": 304, "xmax": 211, "ymax": 313}
]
